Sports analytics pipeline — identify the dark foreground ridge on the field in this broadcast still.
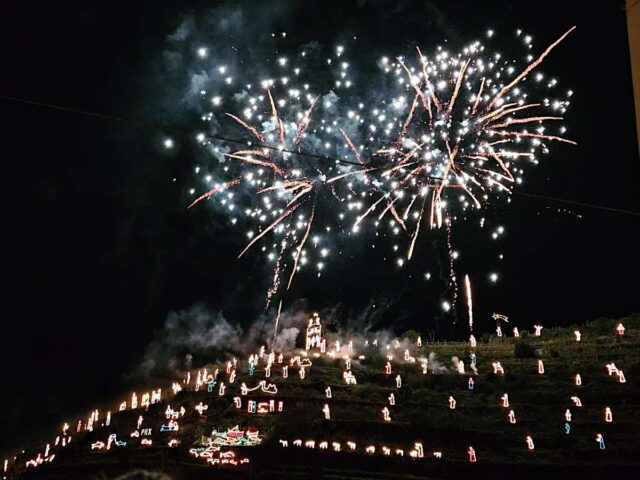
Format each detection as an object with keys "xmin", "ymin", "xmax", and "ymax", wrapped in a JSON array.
[{"xmin": 5, "ymin": 314, "xmax": 640, "ymax": 480}]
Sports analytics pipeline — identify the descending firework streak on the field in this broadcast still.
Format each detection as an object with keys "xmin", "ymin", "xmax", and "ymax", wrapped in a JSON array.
[{"xmin": 188, "ymin": 27, "xmax": 576, "ymax": 303}]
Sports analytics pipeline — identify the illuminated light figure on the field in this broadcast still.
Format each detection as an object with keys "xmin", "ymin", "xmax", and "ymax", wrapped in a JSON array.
[
  {"xmin": 433, "ymin": 452, "xmax": 443, "ymax": 459},
  {"xmin": 333, "ymin": 442, "xmax": 341, "ymax": 452},
  {"xmin": 131, "ymin": 393, "xmax": 138, "ymax": 410},
  {"xmin": 226, "ymin": 361, "xmax": 232, "ymax": 374},
  {"xmin": 469, "ymin": 335, "xmax": 477, "ymax": 348},
  {"xmin": 606, "ymin": 363, "xmax": 618, "ymax": 376},
  {"xmin": 501, "ymin": 394, "xmax": 509, "ymax": 408},
  {"xmin": 195, "ymin": 402, "xmax": 208, "ymax": 415},
  {"xmin": 605, "ymin": 407, "xmax": 613, "ymax": 422},
  {"xmin": 344, "ymin": 357, "xmax": 351, "ymax": 370},
  {"xmin": 394, "ymin": 339, "xmax": 401, "ymax": 349},
  {"xmin": 229, "ymin": 370, "xmax": 236, "ymax": 383},
  {"xmin": 77, "ymin": 420, "xmax": 82, "ymax": 433},
  {"xmin": 131, "ymin": 431, "xmax": 140, "ymax": 438},
  {"xmin": 249, "ymin": 364, "xmax": 255, "ymax": 376},
  {"xmin": 496, "ymin": 325, "xmax": 503, "ymax": 337},
  {"xmin": 616, "ymin": 323, "xmax": 625, "ymax": 335},
  {"xmin": 468, "ymin": 377, "xmax": 475, "ymax": 390},
  {"xmin": 382, "ymin": 406, "xmax": 391, "ymax": 422},
  {"xmin": 508, "ymin": 410, "xmax": 516, "ymax": 424},
  {"xmin": 373, "ymin": 339, "xmax": 378, "ymax": 347},
  {"xmin": 265, "ymin": 366, "xmax": 271, "ymax": 378},
  {"xmin": 185, "ymin": 371, "xmax": 191, "ymax": 385},
  {"xmin": 319, "ymin": 441, "xmax": 328, "ymax": 450},
  {"xmin": 283, "ymin": 365, "xmax": 288, "ymax": 378},
  {"xmin": 467, "ymin": 446, "xmax": 477, "ymax": 463},
  {"xmin": 470, "ymin": 353, "xmax": 477, "ymax": 366},
  {"xmin": 293, "ymin": 440, "xmax": 302, "ymax": 447},
  {"xmin": 279, "ymin": 440, "xmax": 288, "ymax": 448},
  {"xmin": 396, "ymin": 449, "xmax": 404, "ymax": 457},
  {"xmin": 366, "ymin": 446, "xmax": 376, "ymax": 454},
  {"xmin": 305, "ymin": 440, "xmax": 315, "ymax": 449},
  {"xmin": 141, "ymin": 393, "xmax": 151, "ymax": 409},
  {"xmin": 172, "ymin": 382, "xmax": 182, "ymax": 394},
  {"xmin": 347, "ymin": 441, "xmax": 356, "ymax": 451},
  {"xmin": 160, "ymin": 420, "xmax": 179, "ymax": 432},
  {"xmin": 384, "ymin": 362, "xmax": 392, "ymax": 374},
  {"xmin": 575, "ymin": 374, "xmax": 582, "ymax": 386},
  {"xmin": 137, "ymin": 415, "xmax": 144, "ymax": 429},
  {"xmin": 534, "ymin": 325, "xmax": 543, "ymax": 336},
  {"xmin": 449, "ymin": 396, "xmax": 457, "ymax": 410},
  {"xmin": 574, "ymin": 330, "xmax": 581, "ymax": 342},
  {"xmin": 152, "ymin": 389, "xmax": 161, "ymax": 404},
  {"xmin": 526, "ymin": 436, "xmax": 535, "ymax": 450},
  {"xmin": 4, "ymin": 459, "xmax": 8, "ymax": 472},
  {"xmin": 44, "ymin": 444, "xmax": 50, "ymax": 458},
  {"xmin": 571, "ymin": 396, "xmax": 582, "ymax": 407},
  {"xmin": 141, "ymin": 428, "xmax": 152, "ymax": 436},
  {"xmin": 404, "ymin": 349, "xmax": 411, "ymax": 361},
  {"xmin": 247, "ymin": 400, "xmax": 257, "ymax": 414},
  {"xmin": 326, "ymin": 386, "xmax": 332, "ymax": 398},
  {"xmin": 493, "ymin": 362, "xmax": 505, "ymax": 375},
  {"xmin": 219, "ymin": 382, "xmax": 226, "ymax": 396},
  {"xmin": 618, "ymin": 370, "xmax": 626, "ymax": 383},
  {"xmin": 389, "ymin": 393, "xmax": 396, "ymax": 405},
  {"xmin": 565, "ymin": 423, "xmax": 571, "ymax": 435},
  {"xmin": 168, "ymin": 439, "xmax": 179, "ymax": 448},
  {"xmin": 538, "ymin": 360, "xmax": 545, "ymax": 374},
  {"xmin": 382, "ymin": 446, "xmax": 391, "ymax": 456},
  {"xmin": 421, "ymin": 361, "xmax": 428, "ymax": 374},
  {"xmin": 417, "ymin": 336, "xmax": 422, "ymax": 347},
  {"xmin": 396, "ymin": 375, "xmax": 402, "ymax": 388},
  {"xmin": 323, "ymin": 404, "xmax": 331, "ymax": 420},
  {"xmin": 306, "ymin": 314, "xmax": 324, "ymax": 350},
  {"xmin": 299, "ymin": 367, "xmax": 306, "ymax": 380},
  {"xmin": 207, "ymin": 380, "xmax": 217, "ymax": 393},
  {"xmin": 565, "ymin": 409, "xmax": 572, "ymax": 422},
  {"xmin": 413, "ymin": 443, "xmax": 424, "ymax": 458},
  {"xmin": 344, "ymin": 371, "xmax": 357, "ymax": 385},
  {"xmin": 456, "ymin": 359, "xmax": 465, "ymax": 374},
  {"xmin": 233, "ymin": 397, "xmax": 241, "ymax": 408},
  {"xmin": 141, "ymin": 439, "xmax": 153, "ymax": 446},
  {"xmin": 106, "ymin": 411, "xmax": 111, "ymax": 427},
  {"xmin": 513, "ymin": 327, "xmax": 520, "ymax": 337},
  {"xmin": 596, "ymin": 433, "xmax": 605, "ymax": 450}
]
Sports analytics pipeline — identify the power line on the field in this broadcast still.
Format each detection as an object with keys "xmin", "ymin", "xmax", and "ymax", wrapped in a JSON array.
[{"xmin": 2, "ymin": 93, "xmax": 639, "ymax": 218}]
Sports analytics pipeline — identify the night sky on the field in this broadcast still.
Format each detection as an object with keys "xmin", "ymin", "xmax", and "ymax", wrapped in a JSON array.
[{"xmin": 1, "ymin": 0, "xmax": 638, "ymax": 454}]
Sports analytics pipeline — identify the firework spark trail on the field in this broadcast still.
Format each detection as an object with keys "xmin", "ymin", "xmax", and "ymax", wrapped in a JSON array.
[
  {"xmin": 225, "ymin": 113, "xmax": 265, "ymax": 143},
  {"xmin": 445, "ymin": 221, "xmax": 458, "ymax": 320},
  {"xmin": 287, "ymin": 204, "xmax": 316, "ymax": 290},
  {"xmin": 272, "ymin": 299, "xmax": 283, "ymax": 349},
  {"xmin": 465, "ymin": 275, "xmax": 473, "ymax": 334},
  {"xmin": 187, "ymin": 176, "xmax": 243, "ymax": 209},
  {"xmin": 237, "ymin": 202, "xmax": 303, "ymax": 258}
]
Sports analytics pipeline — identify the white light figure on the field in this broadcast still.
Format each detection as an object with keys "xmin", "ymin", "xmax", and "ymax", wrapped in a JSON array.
[
  {"xmin": 265, "ymin": 366, "xmax": 271, "ymax": 378},
  {"xmin": 131, "ymin": 393, "xmax": 138, "ymax": 410},
  {"xmin": 575, "ymin": 374, "xmax": 582, "ymax": 386},
  {"xmin": 467, "ymin": 446, "xmax": 477, "ymax": 462},
  {"xmin": 389, "ymin": 393, "xmax": 396, "ymax": 405},
  {"xmin": 344, "ymin": 357, "xmax": 351, "ymax": 370},
  {"xmin": 382, "ymin": 446, "xmax": 391, "ymax": 456},
  {"xmin": 605, "ymin": 407, "xmax": 613, "ymax": 422},
  {"xmin": 493, "ymin": 362, "xmax": 505, "ymax": 375},
  {"xmin": 501, "ymin": 393, "xmax": 509, "ymax": 408},
  {"xmin": 449, "ymin": 396, "xmax": 457, "ymax": 410},
  {"xmin": 319, "ymin": 441, "xmax": 328, "ymax": 450},
  {"xmin": 574, "ymin": 330, "xmax": 581, "ymax": 342},
  {"xmin": 538, "ymin": 360, "xmax": 545, "ymax": 374},
  {"xmin": 333, "ymin": 442, "xmax": 341, "ymax": 452},
  {"xmin": 366, "ymin": 446, "xmax": 375, "ymax": 454},
  {"xmin": 195, "ymin": 402, "xmax": 208, "ymax": 415},
  {"xmin": 325, "ymin": 386, "xmax": 332, "ymax": 398},
  {"xmin": 323, "ymin": 404, "xmax": 331, "ymax": 420},
  {"xmin": 299, "ymin": 367, "xmax": 306, "ymax": 380},
  {"xmin": 396, "ymin": 375, "xmax": 402, "ymax": 388},
  {"xmin": 229, "ymin": 370, "xmax": 236, "ymax": 383},
  {"xmin": 347, "ymin": 441, "xmax": 357, "ymax": 451},
  {"xmin": 496, "ymin": 325, "xmax": 503, "ymax": 337},
  {"xmin": 417, "ymin": 336, "xmax": 422, "ymax": 347},
  {"xmin": 421, "ymin": 361, "xmax": 428, "ymax": 374},
  {"xmin": 456, "ymin": 359, "xmax": 465, "ymax": 374},
  {"xmin": 433, "ymin": 451, "xmax": 443, "ymax": 458},
  {"xmin": 526, "ymin": 436, "xmax": 535, "ymax": 450},
  {"xmin": 469, "ymin": 335, "xmax": 477, "ymax": 347},
  {"xmin": 618, "ymin": 370, "xmax": 626, "ymax": 383},
  {"xmin": 396, "ymin": 449, "xmax": 404, "ymax": 457},
  {"xmin": 571, "ymin": 396, "xmax": 582, "ymax": 407},
  {"xmin": 508, "ymin": 410, "xmax": 516, "ymax": 424},
  {"xmin": 137, "ymin": 415, "xmax": 143, "ymax": 429},
  {"xmin": 606, "ymin": 363, "xmax": 618, "ymax": 376},
  {"xmin": 344, "ymin": 371, "xmax": 357, "ymax": 385},
  {"xmin": 279, "ymin": 440, "xmax": 289, "ymax": 448},
  {"xmin": 234, "ymin": 397, "xmax": 241, "ymax": 408},
  {"xmin": 283, "ymin": 365, "xmax": 288, "ymax": 378},
  {"xmin": 615, "ymin": 323, "xmax": 625, "ymax": 335},
  {"xmin": 384, "ymin": 362, "xmax": 392, "ymax": 374},
  {"xmin": 513, "ymin": 327, "xmax": 520, "ymax": 337},
  {"xmin": 534, "ymin": 325, "xmax": 543, "ymax": 336},
  {"xmin": 219, "ymin": 382, "xmax": 226, "ymax": 396},
  {"xmin": 172, "ymin": 382, "xmax": 182, "ymax": 395},
  {"xmin": 596, "ymin": 433, "xmax": 605, "ymax": 450},
  {"xmin": 565, "ymin": 409, "xmax": 572, "ymax": 422},
  {"xmin": 382, "ymin": 406, "xmax": 391, "ymax": 422},
  {"xmin": 106, "ymin": 411, "xmax": 111, "ymax": 427},
  {"xmin": 413, "ymin": 443, "xmax": 424, "ymax": 458}
]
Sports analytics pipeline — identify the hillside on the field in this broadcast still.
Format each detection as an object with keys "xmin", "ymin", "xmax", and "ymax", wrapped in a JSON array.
[{"xmin": 4, "ymin": 314, "xmax": 640, "ymax": 480}]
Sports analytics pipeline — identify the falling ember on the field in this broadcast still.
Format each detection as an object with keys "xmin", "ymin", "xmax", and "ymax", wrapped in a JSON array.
[{"xmin": 464, "ymin": 275, "xmax": 473, "ymax": 334}]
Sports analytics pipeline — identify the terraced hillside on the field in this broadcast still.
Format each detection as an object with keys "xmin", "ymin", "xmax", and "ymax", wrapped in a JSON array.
[{"xmin": 6, "ymin": 314, "xmax": 640, "ymax": 479}]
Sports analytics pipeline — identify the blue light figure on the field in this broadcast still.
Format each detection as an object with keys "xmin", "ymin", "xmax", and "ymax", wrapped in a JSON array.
[
  {"xmin": 596, "ymin": 434, "xmax": 606, "ymax": 450},
  {"xmin": 207, "ymin": 380, "xmax": 217, "ymax": 393},
  {"xmin": 249, "ymin": 364, "xmax": 255, "ymax": 376},
  {"xmin": 470, "ymin": 353, "xmax": 477, "ymax": 366},
  {"xmin": 468, "ymin": 377, "xmax": 475, "ymax": 390},
  {"xmin": 564, "ymin": 423, "xmax": 570, "ymax": 435}
]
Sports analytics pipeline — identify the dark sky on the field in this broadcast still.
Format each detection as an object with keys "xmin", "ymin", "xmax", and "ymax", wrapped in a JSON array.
[{"xmin": 1, "ymin": 0, "xmax": 638, "ymax": 454}]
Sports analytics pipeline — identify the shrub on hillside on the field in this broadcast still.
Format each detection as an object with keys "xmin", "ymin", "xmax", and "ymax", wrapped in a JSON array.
[{"xmin": 514, "ymin": 340, "xmax": 535, "ymax": 358}]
